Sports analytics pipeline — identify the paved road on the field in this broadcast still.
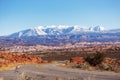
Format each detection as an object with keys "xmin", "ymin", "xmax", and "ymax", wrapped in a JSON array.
[{"xmin": 0, "ymin": 63, "xmax": 120, "ymax": 80}]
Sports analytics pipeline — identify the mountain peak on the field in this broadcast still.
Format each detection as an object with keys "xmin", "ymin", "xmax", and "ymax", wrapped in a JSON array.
[
  {"xmin": 8, "ymin": 25, "xmax": 106, "ymax": 38},
  {"xmin": 89, "ymin": 26, "xmax": 105, "ymax": 31},
  {"xmin": 93, "ymin": 26, "xmax": 105, "ymax": 31}
]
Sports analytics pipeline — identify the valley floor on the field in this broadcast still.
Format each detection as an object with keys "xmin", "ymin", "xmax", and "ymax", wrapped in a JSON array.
[{"xmin": 0, "ymin": 62, "xmax": 120, "ymax": 80}]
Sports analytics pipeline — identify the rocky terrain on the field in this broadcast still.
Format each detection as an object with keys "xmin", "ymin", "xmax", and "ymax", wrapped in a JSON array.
[
  {"xmin": 1, "ymin": 42, "xmax": 120, "ymax": 53},
  {"xmin": 0, "ymin": 51, "xmax": 47, "ymax": 71},
  {"xmin": 0, "ymin": 43, "xmax": 120, "ymax": 80}
]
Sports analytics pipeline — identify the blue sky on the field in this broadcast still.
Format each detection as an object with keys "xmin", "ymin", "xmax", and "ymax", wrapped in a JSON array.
[{"xmin": 0, "ymin": 0, "xmax": 120, "ymax": 35}]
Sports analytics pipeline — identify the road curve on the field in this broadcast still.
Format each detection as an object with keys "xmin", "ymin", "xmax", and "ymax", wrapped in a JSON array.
[{"xmin": 0, "ymin": 63, "xmax": 120, "ymax": 80}]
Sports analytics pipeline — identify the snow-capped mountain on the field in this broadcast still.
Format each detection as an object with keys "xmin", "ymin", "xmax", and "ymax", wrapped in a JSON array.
[
  {"xmin": 8, "ymin": 25, "xmax": 105, "ymax": 38},
  {"xmin": 0, "ymin": 25, "xmax": 120, "ymax": 47}
]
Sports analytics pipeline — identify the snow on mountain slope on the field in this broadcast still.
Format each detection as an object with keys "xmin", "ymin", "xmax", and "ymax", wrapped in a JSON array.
[
  {"xmin": 89, "ymin": 26, "xmax": 105, "ymax": 31},
  {"xmin": 9, "ymin": 28, "xmax": 46, "ymax": 38},
  {"xmin": 93, "ymin": 26, "xmax": 105, "ymax": 31},
  {"xmin": 69, "ymin": 25, "xmax": 88, "ymax": 34},
  {"xmin": 8, "ymin": 25, "xmax": 106, "ymax": 38}
]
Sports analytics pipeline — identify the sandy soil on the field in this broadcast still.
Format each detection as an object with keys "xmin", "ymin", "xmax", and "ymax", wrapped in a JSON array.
[{"xmin": 0, "ymin": 63, "xmax": 120, "ymax": 80}]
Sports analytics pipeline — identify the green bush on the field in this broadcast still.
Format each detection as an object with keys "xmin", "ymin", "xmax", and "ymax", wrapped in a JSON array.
[{"xmin": 85, "ymin": 51, "xmax": 104, "ymax": 66}]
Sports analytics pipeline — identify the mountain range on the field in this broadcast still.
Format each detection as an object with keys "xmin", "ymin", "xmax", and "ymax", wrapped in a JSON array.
[
  {"xmin": 0, "ymin": 25, "xmax": 120, "ymax": 47},
  {"xmin": 8, "ymin": 25, "xmax": 105, "ymax": 38}
]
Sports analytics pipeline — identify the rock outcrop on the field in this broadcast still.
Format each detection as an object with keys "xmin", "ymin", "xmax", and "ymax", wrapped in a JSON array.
[
  {"xmin": 0, "ymin": 51, "xmax": 46, "ymax": 70},
  {"xmin": 70, "ymin": 57, "xmax": 85, "ymax": 64}
]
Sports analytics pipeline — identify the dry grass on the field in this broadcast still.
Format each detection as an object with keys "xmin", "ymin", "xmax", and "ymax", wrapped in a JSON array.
[
  {"xmin": 0, "ymin": 63, "xmax": 19, "ymax": 71},
  {"xmin": 50, "ymin": 61, "xmax": 58, "ymax": 64},
  {"xmin": 35, "ymin": 64, "xmax": 41, "ymax": 69}
]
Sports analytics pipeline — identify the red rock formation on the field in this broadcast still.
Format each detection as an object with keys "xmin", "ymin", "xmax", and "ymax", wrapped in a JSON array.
[
  {"xmin": 0, "ymin": 51, "xmax": 46, "ymax": 68},
  {"xmin": 70, "ymin": 57, "xmax": 85, "ymax": 64}
]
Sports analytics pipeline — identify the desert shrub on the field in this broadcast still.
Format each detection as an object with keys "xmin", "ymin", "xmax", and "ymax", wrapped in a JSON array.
[
  {"xmin": 17, "ymin": 71, "xmax": 32, "ymax": 80},
  {"xmin": 76, "ymin": 63, "xmax": 89, "ymax": 70},
  {"xmin": 98, "ymin": 63, "xmax": 112, "ymax": 71},
  {"xmin": 85, "ymin": 51, "xmax": 104, "ymax": 66}
]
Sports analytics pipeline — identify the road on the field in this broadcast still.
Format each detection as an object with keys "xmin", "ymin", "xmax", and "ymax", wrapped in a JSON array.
[{"xmin": 0, "ymin": 63, "xmax": 120, "ymax": 80}]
